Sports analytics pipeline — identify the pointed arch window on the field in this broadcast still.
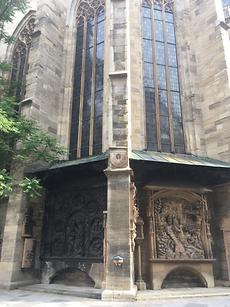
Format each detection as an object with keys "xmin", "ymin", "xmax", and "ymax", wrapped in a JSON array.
[
  {"xmin": 142, "ymin": 0, "xmax": 185, "ymax": 153},
  {"xmin": 70, "ymin": 0, "xmax": 105, "ymax": 159},
  {"xmin": 10, "ymin": 18, "xmax": 35, "ymax": 100}
]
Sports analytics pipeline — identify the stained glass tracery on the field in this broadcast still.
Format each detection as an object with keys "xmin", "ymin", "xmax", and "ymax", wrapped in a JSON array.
[
  {"xmin": 142, "ymin": 0, "xmax": 185, "ymax": 153},
  {"xmin": 10, "ymin": 18, "xmax": 35, "ymax": 100},
  {"xmin": 70, "ymin": 0, "xmax": 105, "ymax": 159}
]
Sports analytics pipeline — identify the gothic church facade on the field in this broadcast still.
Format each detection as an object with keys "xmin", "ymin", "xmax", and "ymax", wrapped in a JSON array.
[{"xmin": 0, "ymin": 0, "xmax": 230, "ymax": 301}]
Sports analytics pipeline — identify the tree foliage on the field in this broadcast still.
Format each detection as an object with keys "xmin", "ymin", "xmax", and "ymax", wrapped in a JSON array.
[
  {"xmin": 0, "ymin": 0, "xmax": 29, "ymax": 43},
  {"xmin": 0, "ymin": 0, "xmax": 66, "ymax": 199}
]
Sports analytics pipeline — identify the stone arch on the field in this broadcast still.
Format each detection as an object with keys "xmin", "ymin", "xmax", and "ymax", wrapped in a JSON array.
[
  {"xmin": 5, "ymin": 10, "xmax": 36, "ymax": 62},
  {"xmin": 50, "ymin": 267, "xmax": 95, "ymax": 287},
  {"xmin": 161, "ymin": 265, "xmax": 207, "ymax": 289}
]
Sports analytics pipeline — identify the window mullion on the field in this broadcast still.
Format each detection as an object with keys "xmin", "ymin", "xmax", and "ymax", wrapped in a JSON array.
[
  {"xmin": 77, "ymin": 17, "xmax": 88, "ymax": 158},
  {"xmin": 162, "ymin": 6, "xmax": 175, "ymax": 152},
  {"xmin": 89, "ymin": 14, "xmax": 98, "ymax": 156},
  {"xmin": 151, "ymin": 6, "xmax": 161, "ymax": 152}
]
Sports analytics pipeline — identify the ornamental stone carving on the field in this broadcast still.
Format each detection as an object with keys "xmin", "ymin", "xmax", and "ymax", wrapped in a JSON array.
[
  {"xmin": 143, "ymin": 0, "xmax": 173, "ymax": 11},
  {"xmin": 13, "ymin": 18, "xmax": 35, "ymax": 55},
  {"xmin": 149, "ymin": 192, "xmax": 213, "ymax": 260},
  {"xmin": 109, "ymin": 149, "xmax": 129, "ymax": 170},
  {"xmin": 130, "ymin": 181, "xmax": 139, "ymax": 252},
  {"xmin": 77, "ymin": 0, "xmax": 105, "ymax": 19}
]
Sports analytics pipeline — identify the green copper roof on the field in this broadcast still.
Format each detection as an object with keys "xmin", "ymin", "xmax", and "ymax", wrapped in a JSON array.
[
  {"xmin": 49, "ymin": 152, "xmax": 108, "ymax": 170},
  {"xmin": 130, "ymin": 150, "xmax": 230, "ymax": 169}
]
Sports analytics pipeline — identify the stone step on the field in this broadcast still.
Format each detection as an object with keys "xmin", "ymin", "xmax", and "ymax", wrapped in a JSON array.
[
  {"xmin": 137, "ymin": 287, "xmax": 230, "ymax": 301},
  {"xmin": 22, "ymin": 284, "xmax": 101, "ymax": 300}
]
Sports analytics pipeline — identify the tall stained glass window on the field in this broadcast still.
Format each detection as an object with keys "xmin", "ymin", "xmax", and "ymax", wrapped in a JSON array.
[
  {"xmin": 70, "ymin": 0, "xmax": 105, "ymax": 159},
  {"xmin": 142, "ymin": 0, "xmax": 185, "ymax": 153},
  {"xmin": 10, "ymin": 18, "xmax": 35, "ymax": 100}
]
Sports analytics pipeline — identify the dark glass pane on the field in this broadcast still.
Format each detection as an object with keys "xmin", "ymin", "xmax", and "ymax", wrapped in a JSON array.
[
  {"xmin": 11, "ymin": 52, "xmax": 19, "ymax": 81},
  {"xmin": 81, "ymin": 120, "xmax": 90, "ymax": 157},
  {"xmin": 146, "ymin": 112, "xmax": 157, "ymax": 151},
  {"xmin": 155, "ymin": 20, "xmax": 164, "ymax": 42},
  {"xmin": 161, "ymin": 144, "xmax": 171, "ymax": 152},
  {"xmin": 157, "ymin": 65, "xmax": 166, "ymax": 89},
  {"xmin": 166, "ymin": 22, "xmax": 176, "ymax": 43},
  {"xmin": 97, "ymin": 20, "xmax": 104, "ymax": 44},
  {"xmin": 158, "ymin": 89, "xmax": 168, "ymax": 116},
  {"xmin": 165, "ymin": 11, "xmax": 174, "ymax": 23},
  {"xmin": 81, "ymin": 25, "xmax": 94, "ymax": 155},
  {"xmin": 69, "ymin": 23, "xmax": 84, "ymax": 159},
  {"xmin": 87, "ymin": 18, "xmax": 94, "ymax": 48},
  {"xmin": 175, "ymin": 145, "xmax": 185, "ymax": 154},
  {"xmin": 145, "ymin": 87, "xmax": 155, "ymax": 114},
  {"xmin": 94, "ymin": 90, "xmax": 103, "ymax": 117},
  {"xmin": 143, "ymin": 39, "xmax": 153, "ymax": 63},
  {"xmin": 16, "ymin": 48, "xmax": 26, "ymax": 99},
  {"xmin": 96, "ymin": 42, "xmax": 104, "ymax": 62},
  {"xmin": 143, "ymin": 18, "xmax": 153, "ymax": 40},
  {"xmin": 93, "ymin": 16, "xmax": 105, "ymax": 156},
  {"xmin": 156, "ymin": 42, "xmax": 165, "ymax": 65},
  {"xmin": 160, "ymin": 115, "xmax": 170, "ymax": 146},
  {"xmin": 171, "ymin": 91, "xmax": 182, "ymax": 117},
  {"xmin": 173, "ymin": 120, "xmax": 184, "ymax": 146},
  {"xmin": 142, "ymin": 6, "xmax": 151, "ymax": 18},
  {"xmin": 93, "ymin": 116, "xmax": 102, "ymax": 155},
  {"xmin": 170, "ymin": 67, "xmax": 179, "ymax": 91},
  {"xmin": 95, "ymin": 65, "xmax": 104, "ymax": 91},
  {"xmin": 144, "ymin": 62, "xmax": 154, "ymax": 87},
  {"xmin": 97, "ymin": 10, "xmax": 105, "ymax": 23},
  {"xmin": 18, "ymin": 48, "xmax": 26, "ymax": 82},
  {"xmin": 167, "ymin": 43, "xmax": 177, "ymax": 67},
  {"xmin": 154, "ymin": 9, "xmax": 162, "ymax": 21}
]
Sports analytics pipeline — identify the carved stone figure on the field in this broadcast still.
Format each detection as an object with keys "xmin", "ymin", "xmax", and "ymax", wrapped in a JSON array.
[
  {"xmin": 130, "ymin": 181, "xmax": 139, "ymax": 252},
  {"xmin": 152, "ymin": 196, "xmax": 211, "ymax": 260}
]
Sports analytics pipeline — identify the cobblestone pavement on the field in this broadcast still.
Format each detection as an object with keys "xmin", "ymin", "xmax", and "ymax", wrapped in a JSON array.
[{"xmin": 0, "ymin": 290, "xmax": 230, "ymax": 307}]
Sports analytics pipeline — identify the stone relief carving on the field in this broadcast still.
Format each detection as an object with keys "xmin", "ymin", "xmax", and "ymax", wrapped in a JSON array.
[
  {"xmin": 77, "ymin": 0, "xmax": 105, "ymax": 19},
  {"xmin": 109, "ymin": 149, "xmax": 129, "ymax": 169},
  {"xmin": 150, "ymin": 194, "xmax": 212, "ymax": 260},
  {"xmin": 42, "ymin": 187, "xmax": 106, "ymax": 259}
]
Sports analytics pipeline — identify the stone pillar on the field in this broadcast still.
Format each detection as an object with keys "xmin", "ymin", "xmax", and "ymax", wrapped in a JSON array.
[
  {"xmin": 213, "ymin": 182, "xmax": 230, "ymax": 284},
  {"xmin": 0, "ymin": 167, "xmax": 39, "ymax": 289},
  {"xmin": 102, "ymin": 148, "xmax": 137, "ymax": 301}
]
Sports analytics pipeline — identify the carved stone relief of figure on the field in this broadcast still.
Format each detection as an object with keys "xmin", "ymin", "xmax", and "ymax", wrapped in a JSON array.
[
  {"xmin": 42, "ymin": 187, "xmax": 106, "ymax": 259},
  {"xmin": 151, "ymin": 194, "xmax": 212, "ymax": 260}
]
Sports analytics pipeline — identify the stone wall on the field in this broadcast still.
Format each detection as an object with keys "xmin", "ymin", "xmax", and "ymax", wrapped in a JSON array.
[
  {"xmin": 177, "ymin": 0, "xmax": 230, "ymax": 161},
  {"xmin": 23, "ymin": 0, "xmax": 67, "ymax": 137}
]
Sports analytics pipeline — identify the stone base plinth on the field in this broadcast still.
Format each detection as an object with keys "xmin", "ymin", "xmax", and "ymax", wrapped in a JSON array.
[
  {"xmin": 0, "ymin": 279, "xmax": 40, "ymax": 290},
  {"xmin": 149, "ymin": 259, "xmax": 215, "ymax": 290},
  {"xmin": 136, "ymin": 279, "xmax": 146, "ymax": 290},
  {"xmin": 102, "ymin": 286, "xmax": 137, "ymax": 301}
]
